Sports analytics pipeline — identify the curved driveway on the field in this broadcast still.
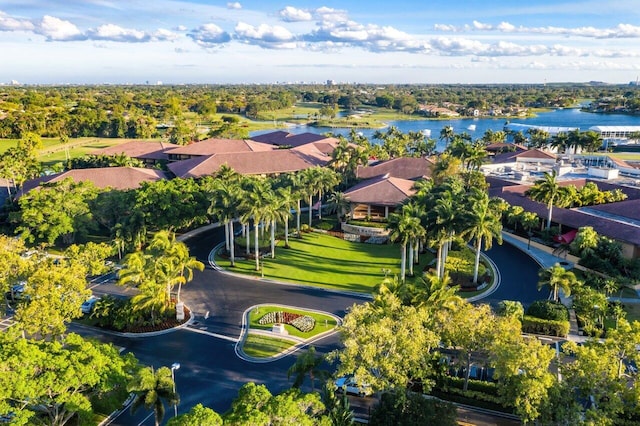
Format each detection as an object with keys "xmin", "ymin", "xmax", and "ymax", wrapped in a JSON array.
[{"xmin": 76, "ymin": 226, "xmax": 543, "ymax": 425}]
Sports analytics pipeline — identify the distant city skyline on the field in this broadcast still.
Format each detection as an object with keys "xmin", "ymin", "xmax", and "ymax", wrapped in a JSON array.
[{"xmin": 2, "ymin": 0, "xmax": 640, "ymax": 85}]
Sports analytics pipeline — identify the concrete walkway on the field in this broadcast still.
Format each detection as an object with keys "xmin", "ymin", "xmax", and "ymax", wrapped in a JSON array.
[{"xmin": 501, "ymin": 232, "xmax": 578, "ymax": 269}]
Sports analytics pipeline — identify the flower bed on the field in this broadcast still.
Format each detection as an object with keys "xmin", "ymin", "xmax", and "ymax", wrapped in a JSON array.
[{"xmin": 258, "ymin": 310, "xmax": 316, "ymax": 332}]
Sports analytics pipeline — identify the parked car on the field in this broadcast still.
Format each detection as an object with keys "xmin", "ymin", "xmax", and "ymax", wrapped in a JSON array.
[
  {"xmin": 334, "ymin": 376, "xmax": 373, "ymax": 397},
  {"xmin": 81, "ymin": 296, "xmax": 100, "ymax": 314}
]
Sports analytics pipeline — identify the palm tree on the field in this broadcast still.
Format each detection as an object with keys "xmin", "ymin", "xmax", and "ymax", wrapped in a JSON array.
[
  {"xmin": 439, "ymin": 125, "xmax": 455, "ymax": 147},
  {"xmin": 287, "ymin": 346, "xmax": 328, "ymax": 392},
  {"xmin": 326, "ymin": 191, "xmax": 351, "ymax": 223},
  {"xmin": 208, "ymin": 179, "xmax": 240, "ymax": 266},
  {"xmin": 315, "ymin": 168, "xmax": 339, "ymax": 221},
  {"xmin": 387, "ymin": 210, "xmax": 421, "ymax": 282},
  {"xmin": 537, "ymin": 263, "xmax": 579, "ymax": 302},
  {"xmin": 526, "ymin": 170, "xmax": 563, "ymax": 229},
  {"xmin": 461, "ymin": 189, "xmax": 503, "ymax": 284},
  {"xmin": 414, "ymin": 271, "xmax": 462, "ymax": 311},
  {"xmin": 240, "ymin": 178, "xmax": 273, "ymax": 271},
  {"xmin": 401, "ymin": 202, "xmax": 426, "ymax": 276},
  {"xmin": 128, "ymin": 366, "xmax": 179, "ymax": 426},
  {"xmin": 276, "ymin": 186, "xmax": 296, "ymax": 248}
]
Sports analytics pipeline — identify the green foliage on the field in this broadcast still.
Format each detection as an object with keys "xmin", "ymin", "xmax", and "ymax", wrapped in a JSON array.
[
  {"xmin": 526, "ymin": 300, "xmax": 569, "ymax": 321},
  {"xmin": 521, "ymin": 315, "xmax": 570, "ymax": 337},
  {"xmin": 497, "ymin": 300, "xmax": 524, "ymax": 321},
  {"xmin": 128, "ymin": 366, "xmax": 179, "ymax": 426},
  {"xmin": 369, "ymin": 390, "xmax": 457, "ymax": 426},
  {"xmin": 15, "ymin": 257, "xmax": 91, "ymax": 338},
  {"xmin": 12, "ymin": 177, "xmax": 100, "ymax": 245},
  {"xmin": 0, "ymin": 330, "xmax": 138, "ymax": 426},
  {"xmin": 224, "ymin": 383, "xmax": 330, "ymax": 426},
  {"xmin": 166, "ymin": 404, "xmax": 222, "ymax": 426},
  {"xmin": 445, "ymin": 249, "xmax": 486, "ymax": 277},
  {"xmin": 441, "ymin": 376, "xmax": 499, "ymax": 395}
]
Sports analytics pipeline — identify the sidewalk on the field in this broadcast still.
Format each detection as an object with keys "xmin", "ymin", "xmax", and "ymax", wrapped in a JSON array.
[{"xmin": 501, "ymin": 231, "xmax": 579, "ymax": 269}]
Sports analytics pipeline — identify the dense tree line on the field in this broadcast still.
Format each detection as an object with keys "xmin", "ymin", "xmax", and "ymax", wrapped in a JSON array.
[{"xmin": 1, "ymin": 83, "xmax": 638, "ymax": 139}]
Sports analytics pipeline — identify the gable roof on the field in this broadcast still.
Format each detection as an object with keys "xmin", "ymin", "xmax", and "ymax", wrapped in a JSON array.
[
  {"xmin": 167, "ymin": 150, "xmax": 327, "ymax": 178},
  {"xmin": 165, "ymin": 138, "xmax": 275, "ymax": 156},
  {"xmin": 491, "ymin": 147, "xmax": 556, "ymax": 164},
  {"xmin": 489, "ymin": 177, "xmax": 640, "ymax": 246},
  {"xmin": 250, "ymin": 131, "xmax": 335, "ymax": 147},
  {"xmin": 344, "ymin": 176, "xmax": 416, "ymax": 206},
  {"xmin": 91, "ymin": 140, "xmax": 180, "ymax": 161},
  {"xmin": 356, "ymin": 157, "xmax": 434, "ymax": 180},
  {"xmin": 19, "ymin": 167, "xmax": 169, "ymax": 195}
]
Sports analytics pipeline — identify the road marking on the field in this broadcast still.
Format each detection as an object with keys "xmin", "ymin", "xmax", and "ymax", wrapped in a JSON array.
[{"xmin": 183, "ymin": 326, "xmax": 238, "ymax": 342}]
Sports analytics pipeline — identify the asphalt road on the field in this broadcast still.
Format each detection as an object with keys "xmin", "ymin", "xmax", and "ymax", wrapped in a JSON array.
[{"xmin": 75, "ymin": 226, "xmax": 542, "ymax": 425}]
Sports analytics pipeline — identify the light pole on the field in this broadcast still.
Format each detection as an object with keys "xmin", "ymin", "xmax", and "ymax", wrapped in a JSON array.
[{"xmin": 171, "ymin": 362, "xmax": 180, "ymax": 418}]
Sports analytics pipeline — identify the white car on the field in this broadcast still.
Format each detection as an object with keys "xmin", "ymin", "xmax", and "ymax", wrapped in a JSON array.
[
  {"xmin": 334, "ymin": 376, "xmax": 373, "ymax": 397},
  {"xmin": 81, "ymin": 296, "xmax": 100, "ymax": 314}
]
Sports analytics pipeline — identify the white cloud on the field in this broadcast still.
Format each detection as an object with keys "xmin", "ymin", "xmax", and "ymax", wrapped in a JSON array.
[
  {"xmin": 0, "ymin": 11, "xmax": 34, "ymax": 32},
  {"xmin": 227, "ymin": 2, "xmax": 242, "ymax": 10},
  {"xmin": 314, "ymin": 7, "xmax": 349, "ymax": 23},
  {"xmin": 497, "ymin": 22, "xmax": 516, "ymax": 32},
  {"xmin": 174, "ymin": 25, "xmax": 187, "ymax": 32},
  {"xmin": 188, "ymin": 23, "xmax": 231, "ymax": 47},
  {"xmin": 234, "ymin": 21, "xmax": 296, "ymax": 49},
  {"xmin": 472, "ymin": 21, "xmax": 492, "ymax": 30},
  {"xmin": 433, "ymin": 24, "xmax": 457, "ymax": 32},
  {"xmin": 278, "ymin": 6, "xmax": 312, "ymax": 22},
  {"xmin": 35, "ymin": 15, "xmax": 83, "ymax": 41}
]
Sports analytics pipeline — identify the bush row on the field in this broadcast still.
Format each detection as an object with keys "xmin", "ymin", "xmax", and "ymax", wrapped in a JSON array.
[{"xmin": 522, "ymin": 315, "xmax": 570, "ymax": 337}]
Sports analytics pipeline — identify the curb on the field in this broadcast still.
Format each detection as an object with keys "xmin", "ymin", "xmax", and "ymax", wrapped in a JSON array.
[
  {"xmin": 71, "ymin": 306, "xmax": 195, "ymax": 339},
  {"xmin": 234, "ymin": 303, "xmax": 343, "ymax": 363}
]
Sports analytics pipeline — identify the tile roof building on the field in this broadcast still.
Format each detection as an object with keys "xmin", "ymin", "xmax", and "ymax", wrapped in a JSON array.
[
  {"xmin": 91, "ymin": 140, "xmax": 180, "ymax": 165},
  {"xmin": 19, "ymin": 167, "xmax": 169, "ymax": 196},
  {"xmin": 344, "ymin": 176, "xmax": 416, "ymax": 220}
]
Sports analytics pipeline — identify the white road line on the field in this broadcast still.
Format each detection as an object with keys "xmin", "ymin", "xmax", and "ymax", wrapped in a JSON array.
[{"xmin": 183, "ymin": 326, "xmax": 239, "ymax": 342}]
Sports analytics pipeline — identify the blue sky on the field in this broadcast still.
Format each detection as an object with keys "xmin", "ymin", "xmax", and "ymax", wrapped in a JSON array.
[{"xmin": 2, "ymin": 0, "xmax": 640, "ymax": 84}]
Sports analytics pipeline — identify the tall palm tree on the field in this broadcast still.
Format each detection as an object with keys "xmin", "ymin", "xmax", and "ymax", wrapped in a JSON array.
[
  {"xmin": 315, "ymin": 168, "xmax": 339, "ymax": 221},
  {"xmin": 400, "ymin": 202, "xmax": 426, "ymax": 276},
  {"xmin": 326, "ymin": 191, "xmax": 351, "ymax": 223},
  {"xmin": 240, "ymin": 178, "xmax": 273, "ymax": 271},
  {"xmin": 287, "ymin": 346, "xmax": 328, "ymax": 392},
  {"xmin": 128, "ymin": 366, "xmax": 179, "ymax": 426},
  {"xmin": 415, "ymin": 271, "xmax": 462, "ymax": 311},
  {"xmin": 276, "ymin": 186, "xmax": 296, "ymax": 248},
  {"xmin": 526, "ymin": 170, "xmax": 564, "ymax": 229},
  {"xmin": 461, "ymin": 189, "xmax": 503, "ymax": 284},
  {"xmin": 208, "ymin": 179, "xmax": 240, "ymax": 266},
  {"xmin": 439, "ymin": 125, "xmax": 455, "ymax": 147},
  {"xmin": 387, "ymin": 210, "xmax": 421, "ymax": 282},
  {"xmin": 537, "ymin": 263, "xmax": 579, "ymax": 302}
]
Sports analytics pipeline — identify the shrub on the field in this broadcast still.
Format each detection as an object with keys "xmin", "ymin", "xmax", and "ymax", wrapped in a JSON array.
[
  {"xmin": 445, "ymin": 249, "xmax": 486, "ymax": 278},
  {"xmin": 442, "ymin": 377, "xmax": 499, "ymax": 396},
  {"xmin": 526, "ymin": 300, "xmax": 569, "ymax": 321},
  {"xmin": 522, "ymin": 315, "xmax": 570, "ymax": 337}
]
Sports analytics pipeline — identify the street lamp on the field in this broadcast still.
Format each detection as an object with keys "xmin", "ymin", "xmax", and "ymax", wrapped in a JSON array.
[{"xmin": 171, "ymin": 362, "xmax": 180, "ymax": 418}]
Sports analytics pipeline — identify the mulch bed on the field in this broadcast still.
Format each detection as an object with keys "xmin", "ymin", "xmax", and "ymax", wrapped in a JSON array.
[{"xmin": 120, "ymin": 308, "xmax": 191, "ymax": 333}]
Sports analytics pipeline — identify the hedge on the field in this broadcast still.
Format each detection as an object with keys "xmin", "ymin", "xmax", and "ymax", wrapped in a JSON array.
[
  {"xmin": 522, "ymin": 315, "xmax": 570, "ymax": 337},
  {"xmin": 526, "ymin": 300, "xmax": 569, "ymax": 321},
  {"xmin": 442, "ymin": 377, "xmax": 499, "ymax": 396}
]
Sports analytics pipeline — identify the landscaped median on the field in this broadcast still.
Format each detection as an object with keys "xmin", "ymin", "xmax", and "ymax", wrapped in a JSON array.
[{"xmin": 236, "ymin": 304, "xmax": 342, "ymax": 362}]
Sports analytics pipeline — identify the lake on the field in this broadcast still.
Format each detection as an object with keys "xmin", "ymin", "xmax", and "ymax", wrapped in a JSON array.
[{"xmin": 251, "ymin": 108, "xmax": 640, "ymax": 151}]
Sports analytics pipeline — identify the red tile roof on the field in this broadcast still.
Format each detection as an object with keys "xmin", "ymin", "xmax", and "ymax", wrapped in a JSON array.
[
  {"xmin": 356, "ymin": 157, "xmax": 434, "ymax": 180},
  {"xmin": 19, "ymin": 167, "xmax": 169, "ymax": 195},
  {"xmin": 165, "ymin": 138, "xmax": 275, "ymax": 156},
  {"xmin": 489, "ymin": 177, "xmax": 640, "ymax": 246},
  {"xmin": 167, "ymin": 150, "xmax": 328, "ymax": 178},
  {"xmin": 491, "ymin": 148, "xmax": 556, "ymax": 164},
  {"xmin": 344, "ymin": 176, "xmax": 416, "ymax": 206},
  {"xmin": 250, "ymin": 131, "xmax": 335, "ymax": 147},
  {"xmin": 91, "ymin": 140, "xmax": 180, "ymax": 161}
]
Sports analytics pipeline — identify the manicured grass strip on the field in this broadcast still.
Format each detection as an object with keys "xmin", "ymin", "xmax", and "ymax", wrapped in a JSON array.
[
  {"xmin": 249, "ymin": 305, "xmax": 338, "ymax": 339},
  {"xmin": 242, "ymin": 333, "xmax": 296, "ymax": 358},
  {"xmin": 216, "ymin": 232, "xmax": 434, "ymax": 293}
]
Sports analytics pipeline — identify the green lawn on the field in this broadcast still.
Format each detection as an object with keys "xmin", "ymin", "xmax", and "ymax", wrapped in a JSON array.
[
  {"xmin": 242, "ymin": 333, "xmax": 297, "ymax": 358},
  {"xmin": 249, "ymin": 305, "xmax": 338, "ymax": 339},
  {"xmin": 216, "ymin": 232, "xmax": 434, "ymax": 293}
]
